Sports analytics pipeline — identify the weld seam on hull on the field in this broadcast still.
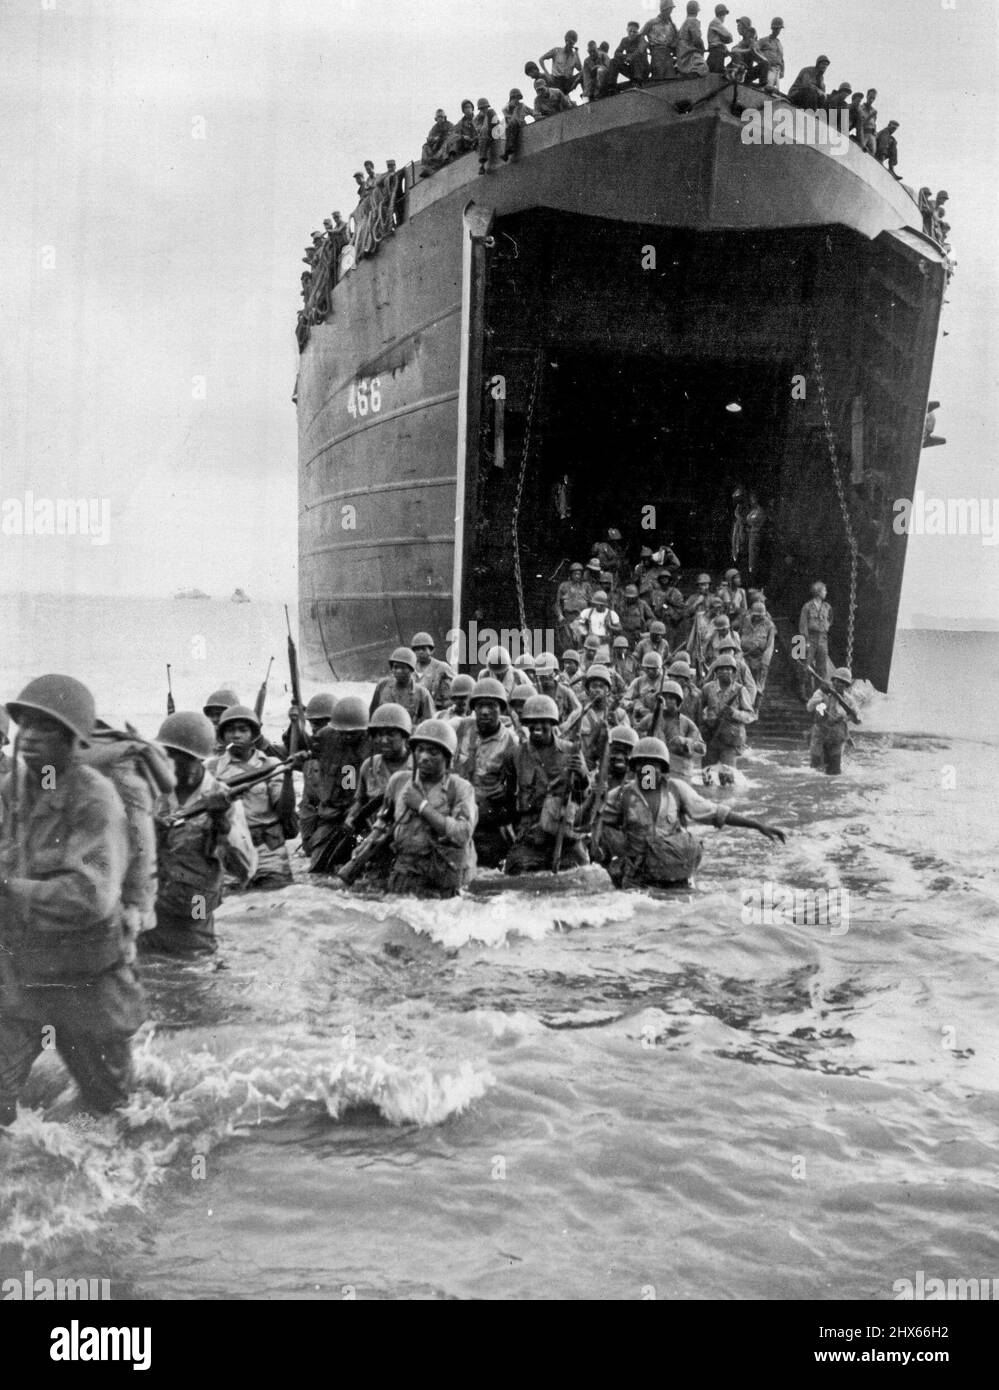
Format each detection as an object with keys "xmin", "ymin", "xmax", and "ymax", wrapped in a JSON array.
[
  {"xmin": 302, "ymin": 590, "xmax": 453, "ymax": 601},
  {"xmin": 303, "ymin": 390, "xmax": 460, "ymax": 470},
  {"xmin": 301, "ymin": 475, "xmax": 458, "ymax": 511},
  {"xmin": 303, "ymin": 534, "xmax": 455, "ymax": 556}
]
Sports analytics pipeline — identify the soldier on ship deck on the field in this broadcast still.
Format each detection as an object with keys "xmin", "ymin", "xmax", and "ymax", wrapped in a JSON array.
[
  {"xmin": 501, "ymin": 89, "xmax": 530, "ymax": 162},
  {"xmin": 421, "ymin": 110, "xmax": 452, "ymax": 176},
  {"xmin": 706, "ymin": 4, "xmax": 732, "ymax": 73},
  {"xmin": 639, "ymin": 2, "xmax": 679, "ymax": 81},
  {"xmin": 538, "ymin": 30, "xmax": 583, "ymax": 94},
  {"xmin": 612, "ymin": 21, "xmax": 650, "ymax": 85}
]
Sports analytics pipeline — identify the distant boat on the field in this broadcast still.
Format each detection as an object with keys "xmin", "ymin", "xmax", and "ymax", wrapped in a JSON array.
[
  {"xmin": 174, "ymin": 588, "xmax": 211, "ymax": 600},
  {"xmin": 231, "ymin": 588, "xmax": 251, "ymax": 603}
]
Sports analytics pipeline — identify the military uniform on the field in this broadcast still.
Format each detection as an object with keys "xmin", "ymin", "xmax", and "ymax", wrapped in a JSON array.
[
  {"xmin": 505, "ymin": 738, "xmax": 591, "ymax": 874},
  {"xmin": 0, "ymin": 762, "xmax": 146, "ymax": 1122},
  {"xmin": 214, "ymin": 748, "xmax": 293, "ymax": 889},
  {"xmin": 799, "ymin": 597, "xmax": 833, "ymax": 683},
  {"xmin": 555, "ymin": 578, "xmax": 590, "ymax": 652},
  {"xmin": 370, "ymin": 676, "xmax": 434, "ymax": 724},
  {"xmin": 619, "ymin": 777, "xmax": 730, "ymax": 887},
  {"xmin": 807, "ymin": 686, "xmax": 858, "ymax": 776},
  {"xmin": 658, "ymin": 712, "xmax": 706, "ymax": 781},
  {"xmin": 739, "ymin": 613, "xmax": 777, "ymax": 695},
  {"xmin": 383, "ymin": 769, "xmax": 477, "ymax": 896},
  {"xmin": 700, "ymin": 678, "xmax": 757, "ymax": 767},
  {"xmin": 623, "ymin": 673, "xmax": 664, "ymax": 733},
  {"xmin": 453, "ymin": 719, "xmax": 518, "ymax": 867},
  {"xmin": 415, "ymin": 657, "xmax": 455, "ymax": 711},
  {"xmin": 306, "ymin": 730, "xmax": 370, "ymax": 872},
  {"xmin": 618, "ymin": 595, "xmax": 657, "ymax": 645}
]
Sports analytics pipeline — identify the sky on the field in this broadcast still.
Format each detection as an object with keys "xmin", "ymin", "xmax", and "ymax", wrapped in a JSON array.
[{"xmin": 0, "ymin": 0, "xmax": 996, "ymax": 623}]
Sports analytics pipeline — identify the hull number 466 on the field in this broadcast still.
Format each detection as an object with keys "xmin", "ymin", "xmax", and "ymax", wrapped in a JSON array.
[{"xmin": 347, "ymin": 377, "xmax": 382, "ymax": 418}]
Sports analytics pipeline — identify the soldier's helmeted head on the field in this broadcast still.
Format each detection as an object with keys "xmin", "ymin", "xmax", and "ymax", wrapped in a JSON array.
[
  {"xmin": 627, "ymin": 20, "xmax": 640, "ymax": 33},
  {"xmin": 461, "ymin": 99, "xmax": 475, "ymax": 114},
  {"xmin": 565, "ymin": 30, "xmax": 578, "ymax": 44},
  {"xmin": 534, "ymin": 78, "xmax": 548, "ymax": 93},
  {"xmin": 811, "ymin": 581, "xmax": 827, "ymax": 599}
]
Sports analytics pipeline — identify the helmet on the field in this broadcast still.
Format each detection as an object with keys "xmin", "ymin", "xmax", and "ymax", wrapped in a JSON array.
[
  {"xmin": 521, "ymin": 694, "xmax": 560, "ymax": 724},
  {"xmin": 583, "ymin": 635, "xmax": 601, "ymax": 652},
  {"xmin": 718, "ymin": 637, "xmax": 741, "ymax": 652},
  {"xmin": 612, "ymin": 636, "xmax": 630, "ymax": 650},
  {"xmin": 609, "ymin": 725, "xmax": 640, "ymax": 750},
  {"xmin": 623, "ymin": 584, "xmax": 639, "ymax": 599},
  {"xmin": 712, "ymin": 615, "xmax": 731, "ymax": 629},
  {"xmin": 661, "ymin": 680, "xmax": 684, "ymax": 701},
  {"xmin": 629, "ymin": 737, "xmax": 670, "ymax": 768},
  {"xmin": 640, "ymin": 546, "xmax": 653, "ymax": 559},
  {"xmin": 642, "ymin": 651, "xmax": 664, "ymax": 671},
  {"xmin": 513, "ymin": 653, "xmax": 536, "ymax": 670},
  {"xmin": 534, "ymin": 652, "xmax": 559, "ymax": 674},
  {"xmin": 697, "ymin": 572, "xmax": 712, "ymax": 585},
  {"xmin": 368, "ymin": 702, "xmax": 413, "ymax": 735},
  {"xmin": 562, "ymin": 650, "xmax": 580, "ymax": 665},
  {"xmin": 591, "ymin": 590, "xmax": 609, "ymax": 604},
  {"xmin": 217, "ymin": 704, "xmax": 261, "ymax": 735},
  {"xmin": 331, "ymin": 696, "xmax": 369, "ymax": 731},
  {"xmin": 411, "ymin": 632, "xmax": 434, "ymax": 649},
  {"xmin": 569, "ymin": 562, "xmax": 584, "ymax": 574},
  {"xmin": 713, "ymin": 654, "xmax": 738, "ymax": 671},
  {"xmin": 305, "ymin": 692, "xmax": 337, "ymax": 721},
  {"xmin": 832, "ymin": 667, "xmax": 853, "ymax": 683},
  {"xmin": 157, "ymin": 711, "xmax": 216, "ymax": 759},
  {"xmin": 410, "ymin": 719, "xmax": 457, "ymax": 759},
  {"xmin": 668, "ymin": 660, "xmax": 694, "ymax": 679},
  {"xmin": 724, "ymin": 568, "xmax": 739, "ymax": 581},
  {"xmin": 470, "ymin": 677, "xmax": 509, "ymax": 709},
  {"xmin": 449, "ymin": 674, "xmax": 475, "ymax": 698},
  {"xmin": 389, "ymin": 647, "xmax": 417, "ymax": 670},
  {"xmin": 607, "ymin": 528, "xmax": 622, "ymax": 541},
  {"xmin": 485, "ymin": 645, "xmax": 511, "ymax": 668},
  {"xmin": 750, "ymin": 601, "xmax": 767, "ymax": 615},
  {"xmin": 203, "ymin": 687, "xmax": 240, "ymax": 714},
  {"xmin": 585, "ymin": 558, "xmax": 602, "ymax": 572},
  {"xmin": 509, "ymin": 682, "xmax": 537, "ymax": 708},
  {"xmin": 584, "ymin": 665, "xmax": 612, "ymax": 688},
  {"xmin": 649, "ymin": 621, "xmax": 666, "ymax": 636},
  {"xmin": 7, "ymin": 674, "xmax": 96, "ymax": 744}
]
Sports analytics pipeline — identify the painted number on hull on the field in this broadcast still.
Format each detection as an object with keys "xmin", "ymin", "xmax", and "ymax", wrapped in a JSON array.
[{"xmin": 347, "ymin": 377, "xmax": 382, "ymax": 419}]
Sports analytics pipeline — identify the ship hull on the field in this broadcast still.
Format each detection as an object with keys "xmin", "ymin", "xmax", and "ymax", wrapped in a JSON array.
[{"xmin": 298, "ymin": 78, "xmax": 946, "ymax": 689}]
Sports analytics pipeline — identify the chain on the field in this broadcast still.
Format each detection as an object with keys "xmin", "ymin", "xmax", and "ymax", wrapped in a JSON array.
[
  {"xmin": 511, "ymin": 347, "xmax": 545, "ymax": 633},
  {"xmin": 809, "ymin": 325, "xmax": 858, "ymax": 669}
]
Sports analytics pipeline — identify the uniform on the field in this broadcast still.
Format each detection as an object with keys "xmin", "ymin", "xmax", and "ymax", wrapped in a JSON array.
[
  {"xmin": 740, "ymin": 613, "xmax": 777, "ymax": 694},
  {"xmin": 370, "ymin": 676, "xmax": 434, "ymax": 724},
  {"xmin": 383, "ymin": 769, "xmax": 477, "ymax": 896},
  {"xmin": 619, "ymin": 777, "xmax": 730, "ymax": 887},
  {"xmin": 618, "ymin": 596, "xmax": 657, "ymax": 645},
  {"xmin": 623, "ymin": 673, "xmax": 664, "ymax": 733},
  {"xmin": 658, "ymin": 712, "xmax": 706, "ymax": 780},
  {"xmin": 415, "ymin": 657, "xmax": 455, "ymax": 711},
  {"xmin": 506, "ymin": 737, "xmax": 591, "ymax": 874},
  {"xmin": 555, "ymin": 578, "xmax": 590, "ymax": 651},
  {"xmin": 453, "ymin": 719, "xmax": 518, "ymax": 867},
  {"xmin": 807, "ymin": 685, "xmax": 858, "ymax": 776},
  {"xmin": 214, "ymin": 748, "xmax": 293, "ymax": 889},
  {"xmin": 700, "ymin": 678, "xmax": 757, "ymax": 767},
  {"xmin": 799, "ymin": 597, "xmax": 833, "ymax": 683}
]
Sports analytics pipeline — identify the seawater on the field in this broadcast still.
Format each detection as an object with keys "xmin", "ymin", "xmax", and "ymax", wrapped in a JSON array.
[{"xmin": 1, "ymin": 598, "xmax": 998, "ymax": 1300}]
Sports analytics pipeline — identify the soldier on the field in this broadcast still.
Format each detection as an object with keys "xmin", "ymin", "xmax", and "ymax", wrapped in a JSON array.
[
  {"xmin": 859, "ymin": 88, "xmax": 878, "ymax": 155},
  {"xmin": 508, "ymin": 682, "xmax": 537, "ymax": 739},
  {"xmin": 706, "ymin": 635, "xmax": 758, "ymax": 706},
  {"xmin": 539, "ymin": 29, "xmax": 583, "ymax": 94},
  {"xmin": 578, "ymin": 666, "xmax": 631, "ymax": 771},
  {"xmin": 505, "ymin": 694, "xmax": 591, "ymax": 875},
  {"xmin": 535, "ymin": 652, "xmax": 582, "ymax": 724},
  {"xmin": 478, "ymin": 644, "xmax": 517, "ymax": 696},
  {"xmin": 875, "ymin": 121, "xmax": 901, "ymax": 178},
  {"xmin": 587, "ymin": 724, "xmax": 639, "ymax": 875},
  {"xmin": 668, "ymin": 657, "xmax": 703, "ymax": 726},
  {"xmin": 576, "ymin": 590, "xmax": 621, "ymax": 644},
  {"xmin": 555, "ymin": 561, "xmax": 590, "ymax": 651},
  {"xmin": 639, "ymin": 1, "xmax": 679, "ymax": 81},
  {"xmin": 706, "ymin": 4, "xmax": 733, "ymax": 72},
  {"xmin": 591, "ymin": 527, "xmax": 625, "ymax": 586},
  {"xmin": 304, "ymin": 692, "xmax": 337, "ymax": 741},
  {"xmin": 501, "ymin": 89, "xmax": 531, "ymax": 162},
  {"xmin": 562, "ymin": 649, "xmax": 582, "ymax": 684},
  {"xmin": 446, "ymin": 100, "xmax": 478, "ymax": 159},
  {"xmin": 0, "ymin": 676, "xmax": 146, "ymax": 1125},
  {"xmin": 729, "ymin": 15, "xmax": 768, "ymax": 83},
  {"xmin": 370, "ymin": 647, "xmax": 434, "ymax": 723},
  {"xmin": 412, "ymin": 632, "xmax": 454, "ymax": 711},
  {"xmin": 533, "ymin": 77, "xmax": 574, "ymax": 119},
  {"xmin": 513, "ymin": 653, "xmax": 537, "ymax": 679},
  {"xmin": 573, "ymin": 634, "xmax": 602, "ymax": 688},
  {"xmin": 307, "ymin": 697, "xmax": 371, "ymax": 872},
  {"xmin": 339, "ymin": 704, "xmax": 413, "ymax": 883},
  {"xmin": 610, "ymin": 634, "xmax": 636, "ymax": 687},
  {"xmin": 808, "ymin": 668, "xmax": 861, "ymax": 776},
  {"xmin": 700, "ymin": 653, "xmax": 757, "ymax": 776},
  {"xmin": 203, "ymin": 686, "xmax": 241, "ymax": 754},
  {"xmin": 453, "ymin": 678, "xmax": 519, "ymax": 867},
  {"xmin": 718, "ymin": 568, "xmax": 748, "ymax": 623},
  {"xmin": 618, "ymin": 737, "xmax": 785, "ymax": 888},
  {"xmin": 613, "ymin": 20, "xmax": 650, "ymax": 85},
  {"xmin": 582, "ymin": 39, "xmax": 613, "ymax": 100},
  {"xmin": 657, "ymin": 681, "xmax": 706, "ymax": 779},
  {"xmin": 757, "ymin": 15, "xmax": 784, "ymax": 91},
  {"xmin": 740, "ymin": 600, "xmax": 776, "ymax": 704},
  {"xmin": 377, "ymin": 721, "xmax": 477, "ymax": 896},
  {"xmin": 214, "ymin": 706, "xmax": 296, "ymax": 889},
  {"xmin": 676, "ymin": 1, "xmax": 708, "ymax": 76},
  {"xmin": 624, "ymin": 650, "xmax": 664, "ymax": 734},
  {"xmin": 421, "ymin": 109, "xmax": 452, "ymax": 176},
  {"xmin": 658, "ymin": 586, "xmax": 689, "ymax": 652},
  {"xmin": 146, "ymin": 712, "xmax": 257, "ymax": 954},
  {"xmin": 635, "ymin": 620, "xmax": 671, "ymax": 666},
  {"xmin": 442, "ymin": 673, "xmax": 476, "ymax": 727},
  {"xmin": 474, "ymin": 97, "xmax": 498, "ymax": 174},
  {"xmin": 798, "ymin": 581, "xmax": 833, "ymax": 690},
  {"xmin": 788, "ymin": 54, "xmax": 830, "ymax": 110},
  {"xmin": 619, "ymin": 584, "xmax": 656, "ymax": 647}
]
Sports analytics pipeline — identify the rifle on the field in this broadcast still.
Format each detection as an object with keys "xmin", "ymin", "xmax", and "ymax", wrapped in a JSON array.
[
  {"xmin": 648, "ymin": 664, "xmax": 669, "ymax": 740},
  {"xmin": 309, "ymin": 794, "xmax": 384, "ymax": 874},
  {"xmin": 163, "ymin": 753, "xmax": 306, "ymax": 826},
  {"xmin": 803, "ymin": 663, "xmax": 861, "ymax": 723},
  {"xmin": 285, "ymin": 607, "xmax": 308, "ymax": 754},
  {"xmin": 551, "ymin": 701, "xmax": 596, "ymax": 874},
  {"xmin": 579, "ymin": 735, "xmax": 612, "ymax": 857},
  {"xmin": 336, "ymin": 815, "xmax": 393, "ymax": 886},
  {"xmin": 254, "ymin": 656, "xmax": 274, "ymax": 723},
  {"xmin": 166, "ymin": 664, "xmax": 175, "ymax": 716}
]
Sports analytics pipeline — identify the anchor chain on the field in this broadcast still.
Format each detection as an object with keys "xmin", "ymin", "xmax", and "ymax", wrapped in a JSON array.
[
  {"xmin": 809, "ymin": 326, "xmax": 858, "ymax": 669},
  {"xmin": 511, "ymin": 347, "xmax": 545, "ymax": 634}
]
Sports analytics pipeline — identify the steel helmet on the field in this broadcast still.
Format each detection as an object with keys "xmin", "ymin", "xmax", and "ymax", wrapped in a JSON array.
[
  {"xmin": 331, "ymin": 696, "xmax": 369, "ymax": 731},
  {"xmin": 569, "ymin": 562, "xmax": 584, "ymax": 574},
  {"xmin": 725, "ymin": 568, "xmax": 740, "ymax": 581},
  {"xmin": 157, "ymin": 711, "xmax": 216, "ymax": 760},
  {"xmin": 718, "ymin": 637, "xmax": 741, "ymax": 652},
  {"xmin": 832, "ymin": 667, "xmax": 853, "ymax": 683},
  {"xmin": 584, "ymin": 665, "xmax": 612, "ymax": 688},
  {"xmin": 609, "ymin": 725, "xmax": 639, "ymax": 750},
  {"xmin": 613, "ymin": 635, "xmax": 630, "ymax": 650},
  {"xmin": 389, "ymin": 647, "xmax": 417, "ymax": 670},
  {"xmin": 485, "ymin": 645, "xmax": 511, "ymax": 668},
  {"xmin": 661, "ymin": 680, "xmax": 684, "ymax": 701},
  {"xmin": 305, "ymin": 692, "xmax": 337, "ymax": 721},
  {"xmin": 642, "ymin": 651, "xmax": 664, "ymax": 671},
  {"xmin": 629, "ymin": 737, "xmax": 670, "ymax": 768},
  {"xmin": 410, "ymin": 718, "xmax": 457, "ymax": 759},
  {"xmin": 696, "ymin": 572, "xmax": 712, "ymax": 585},
  {"xmin": 623, "ymin": 584, "xmax": 639, "ymax": 599},
  {"xmin": 521, "ymin": 694, "xmax": 560, "ymax": 724},
  {"xmin": 7, "ymin": 674, "xmax": 96, "ymax": 745},
  {"xmin": 713, "ymin": 654, "xmax": 738, "ymax": 671},
  {"xmin": 513, "ymin": 653, "xmax": 536, "ymax": 670},
  {"xmin": 469, "ymin": 677, "xmax": 509, "ymax": 709},
  {"xmin": 750, "ymin": 600, "xmax": 767, "ymax": 615},
  {"xmin": 607, "ymin": 528, "xmax": 622, "ymax": 541},
  {"xmin": 534, "ymin": 652, "xmax": 559, "ymax": 674},
  {"xmin": 217, "ymin": 704, "xmax": 261, "ymax": 735},
  {"xmin": 712, "ymin": 615, "xmax": 731, "ymax": 629},
  {"xmin": 411, "ymin": 632, "xmax": 435, "ymax": 649},
  {"xmin": 585, "ymin": 558, "xmax": 602, "ymax": 572},
  {"xmin": 583, "ymin": 634, "xmax": 601, "ymax": 652},
  {"xmin": 203, "ymin": 687, "xmax": 240, "ymax": 714},
  {"xmin": 562, "ymin": 650, "xmax": 580, "ymax": 665},
  {"xmin": 668, "ymin": 660, "xmax": 694, "ymax": 679},
  {"xmin": 509, "ymin": 682, "xmax": 537, "ymax": 708},
  {"xmin": 368, "ymin": 702, "xmax": 413, "ymax": 735},
  {"xmin": 649, "ymin": 621, "xmax": 667, "ymax": 636},
  {"xmin": 449, "ymin": 674, "xmax": 475, "ymax": 698},
  {"xmin": 591, "ymin": 590, "xmax": 609, "ymax": 604}
]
